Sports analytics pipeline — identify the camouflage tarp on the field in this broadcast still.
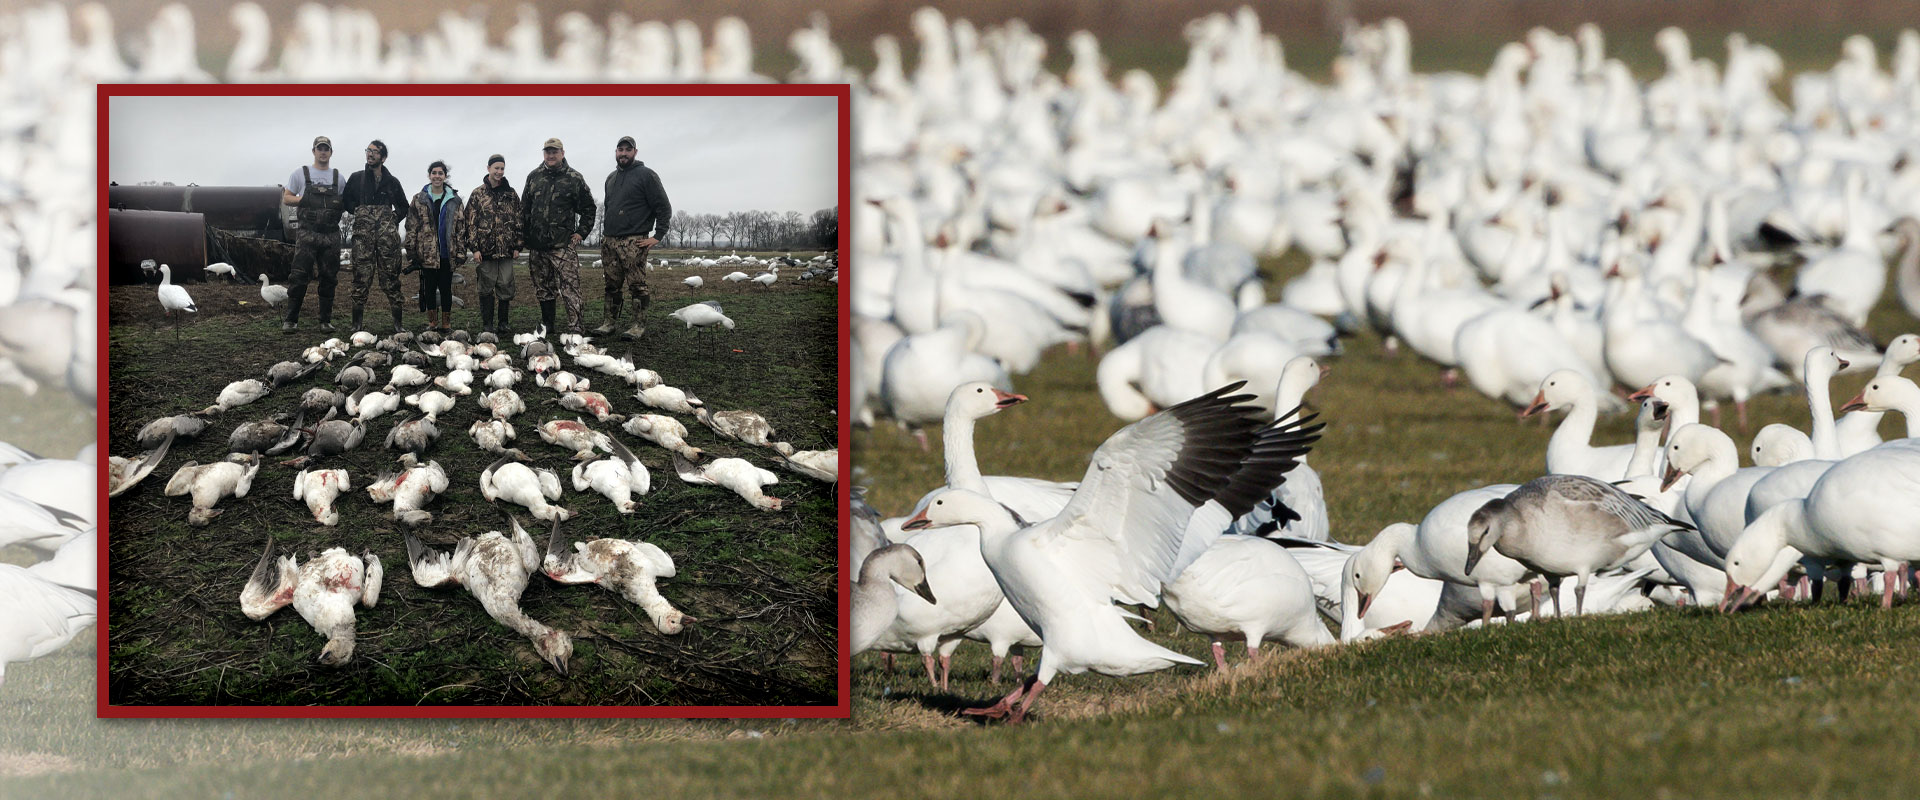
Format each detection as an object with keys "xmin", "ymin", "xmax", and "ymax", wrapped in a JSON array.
[{"xmin": 206, "ymin": 225, "xmax": 297, "ymax": 282}]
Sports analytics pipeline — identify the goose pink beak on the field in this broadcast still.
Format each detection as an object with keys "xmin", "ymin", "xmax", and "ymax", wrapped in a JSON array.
[
  {"xmin": 1660, "ymin": 464, "xmax": 1684, "ymax": 493},
  {"xmin": 991, "ymin": 389, "xmax": 1028, "ymax": 409},
  {"xmin": 902, "ymin": 508, "xmax": 932, "ymax": 531},
  {"xmin": 1839, "ymin": 392, "xmax": 1868, "ymax": 413},
  {"xmin": 1627, "ymin": 384, "xmax": 1655, "ymax": 403},
  {"xmin": 1519, "ymin": 391, "xmax": 1549, "ymax": 419}
]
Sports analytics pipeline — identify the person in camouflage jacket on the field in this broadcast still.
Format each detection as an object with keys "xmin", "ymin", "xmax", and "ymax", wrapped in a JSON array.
[
  {"xmin": 521, "ymin": 137, "xmax": 596, "ymax": 334},
  {"xmin": 460, "ymin": 154, "xmax": 522, "ymax": 333}
]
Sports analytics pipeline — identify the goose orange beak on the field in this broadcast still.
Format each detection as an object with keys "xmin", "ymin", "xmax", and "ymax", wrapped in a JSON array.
[
  {"xmin": 1520, "ymin": 391, "xmax": 1549, "ymax": 419},
  {"xmin": 991, "ymin": 389, "xmax": 1028, "ymax": 409},
  {"xmin": 902, "ymin": 508, "xmax": 932, "ymax": 531},
  {"xmin": 1839, "ymin": 392, "xmax": 1868, "ymax": 413},
  {"xmin": 1627, "ymin": 384, "xmax": 1655, "ymax": 402}
]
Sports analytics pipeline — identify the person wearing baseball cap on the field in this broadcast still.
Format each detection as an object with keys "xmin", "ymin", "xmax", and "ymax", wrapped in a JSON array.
[
  {"xmin": 279, "ymin": 135, "xmax": 345, "ymax": 332},
  {"xmin": 459, "ymin": 153, "xmax": 523, "ymax": 334},
  {"xmin": 520, "ymin": 137, "xmax": 596, "ymax": 334},
  {"xmin": 595, "ymin": 134, "xmax": 671, "ymax": 339}
]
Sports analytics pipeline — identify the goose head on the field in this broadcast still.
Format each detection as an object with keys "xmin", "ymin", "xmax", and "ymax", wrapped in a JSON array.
[
  {"xmin": 946, "ymin": 381, "xmax": 1026, "ymax": 421},
  {"xmin": 535, "ymin": 628, "xmax": 572, "ymax": 676},
  {"xmin": 1840, "ymin": 375, "xmax": 1920, "ymax": 414},
  {"xmin": 901, "ymin": 488, "xmax": 1003, "ymax": 532},
  {"xmin": 1521, "ymin": 369, "xmax": 1593, "ymax": 419},
  {"xmin": 1463, "ymin": 499, "xmax": 1512, "ymax": 575},
  {"xmin": 1349, "ymin": 523, "xmax": 1411, "ymax": 619},
  {"xmin": 1750, "ymin": 424, "xmax": 1814, "ymax": 467},
  {"xmin": 318, "ymin": 625, "xmax": 357, "ymax": 665},
  {"xmin": 861, "ymin": 543, "xmax": 936, "ymax": 605},
  {"xmin": 1662, "ymin": 423, "xmax": 1735, "ymax": 490},
  {"xmin": 1802, "ymin": 346, "xmax": 1848, "ymax": 384},
  {"xmin": 1722, "ymin": 501, "xmax": 1807, "ymax": 612}
]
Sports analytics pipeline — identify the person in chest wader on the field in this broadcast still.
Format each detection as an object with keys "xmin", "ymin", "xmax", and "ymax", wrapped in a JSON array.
[
  {"xmin": 406, "ymin": 160, "xmax": 464, "ymax": 333},
  {"xmin": 280, "ymin": 135, "xmax": 345, "ymax": 333},
  {"xmin": 342, "ymin": 139, "xmax": 409, "ymax": 333},
  {"xmin": 595, "ymin": 135, "xmax": 671, "ymax": 340},
  {"xmin": 520, "ymin": 137, "xmax": 596, "ymax": 335}
]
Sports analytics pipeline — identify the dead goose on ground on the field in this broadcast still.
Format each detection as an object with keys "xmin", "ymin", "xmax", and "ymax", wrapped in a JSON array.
[
  {"xmin": 621, "ymin": 414, "xmax": 703, "ymax": 461},
  {"xmin": 240, "ymin": 537, "xmax": 381, "ymax": 665},
  {"xmin": 569, "ymin": 437, "xmax": 651, "ymax": 514},
  {"xmin": 136, "ymin": 413, "xmax": 209, "ymax": 449},
  {"xmin": 266, "ymin": 359, "xmax": 325, "ymax": 388},
  {"xmin": 635, "ymin": 384, "xmax": 702, "ymax": 415},
  {"xmin": 367, "ymin": 453, "xmax": 449, "ymax": 527},
  {"xmin": 433, "ymin": 369, "xmax": 475, "ymax": 396},
  {"xmin": 543, "ymin": 522, "xmax": 692, "ymax": 633},
  {"xmin": 292, "ymin": 468, "xmax": 352, "ymax": 526},
  {"xmin": 468, "ymin": 419, "xmax": 530, "ymax": 461},
  {"xmin": 384, "ymin": 364, "xmax": 431, "ymax": 393},
  {"xmin": 536, "ymin": 369, "xmax": 588, "ymax": 394},
  {"xmin": 773, "ymin": 445, "xmax": 837, "ymax": 483},
  {"xmin": 164, "ymin": 453, "xmax": 261, "ymax": 525},
  {"xmin": 557, "ymin": 390, "xmax": 624, "ymax": 423},
  {"xmin": 282, "ymin": 414, "xmax": 366, "ymax": 467},
  {"xmin": 537, "ymin": 418, "xmax": 613, "ymax": 461},
  {"xmin": 385, "ymin": 412, "xmax": 440, "ymax": 458},
  {"xmin": 300, "ymin": 387, "xmax": 345, "ymax": 420},
  {"xmin": 348, "ymin": 384, "xmax": 405, "ymax": 423},
  {"xmin": 405, "ymin": 389, "xmax": 457, "ymax": 421},
  {"xmin": 478, "ymin": 387, "xmax": 526, "ymax": 420},
  {"xmin": 228, "ymin": 412, "xmax": 305, "ymax": 455},
  {"xmin": 108, "ymin": 433, "xmax": 174, "ymax": 497},
  {"xmin": 693, "ymin": 407, "xmax": 779, "ymax": 448},
  {"xmin": 203, "ymin": 379, "xmax": 272, "ymax": 415},
  {"xmin": 406, "ymin": 515, "xmax": 572, "ymax": 675}
]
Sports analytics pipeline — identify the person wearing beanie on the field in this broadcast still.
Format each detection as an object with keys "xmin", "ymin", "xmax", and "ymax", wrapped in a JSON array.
[
  {"xmin": 460, "ymin": 153, "xmax": 522, "ymax": 334},
  {"xmin": 595, "ymin": 134, "xmax": 672, "ymax": 340}
]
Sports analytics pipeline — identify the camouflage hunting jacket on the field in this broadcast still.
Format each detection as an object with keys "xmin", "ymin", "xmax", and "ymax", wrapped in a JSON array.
[
  {"xmin": 521, "ymin": 158, "xmax": 596, "ymax": 251},
  {"xmin": 460, "ymin": 176, "xmax": 522, "ymax": 260},
  {"xmin": 404, "ymin": 185, "xmax": 464, "ymax": 270}
]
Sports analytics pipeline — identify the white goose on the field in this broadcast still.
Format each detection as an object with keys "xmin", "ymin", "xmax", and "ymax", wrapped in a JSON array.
[
  {"xmin": 635, "ymin": 383, "xmax": 703, "ymax": 415},
  {"xmin": 204, "ymin": 379, "xmax": 271, "ymax": 415},
  {"xmin": 537, "ymin": 418, "xmax": 613, "ymax": 461},
  {"xmin": 1840, "ymin": 375, "xmax": 1920, "ymax": 441},
  {"xmin": 0, "ymin": 564, "xmax": 96, "ymax": 685},
  {"xmin": 291, "ymin": 468, "xmax": 351, "ymax": 526},
  {"xmin": 240, "ymin": 539, "xmax": 382, "ymax": 666},
  {"xmin": 1522, "ymin": 369, "xmax": 1636, "ymax": 480},
  {"xmin": 259, "ymin": 274, "xmax": 288, "ymax": 307},
  {"xmin": 406, "ymin": 517, "xmax": 572, "ymax": 675},
  {"xmin": 672, "ymin": 454, "xmax": 784, "ymax": 511},
  {"xmin": 1726, "ymin": 442, "xmax": 1920, "ymax": 610},
  {"xmin": 156, "ymin": 264, "xmax": 196, "ymax": 321},
  {"xmin": 570, "ymin": 438, "xmax": 651, "ymax": 513},
  {"xmin": 1161, "ymin": 535, "xmax": 1334, "ymax": 670},
  {"xmin": 1230, "ymin": 356, "xmax": 1329, "ymax": 540},
  {"xmin": 1794, "ymin": 171, "xmax": 1885, "ymax": 326},
  {"xmin": 543, "ymin": 524, "xmax": 693, "ymax": 634},
  {"xmin": 467, "ymin": 419, "xmax": 529, "ymax": 461},
  {"xmin": 901, "ymin": 383, "xmax": 1321, "ymax": 723},
  {"xmin": 670, "ymin": 301, "xmax": 735, "ymax": 330},
  {"xmin": 163, "ymin": 454, "xmax": 260, "ymax": 526},
  {"xmin": 480, "ymin": 457, "xmax": 571, "ymax": 522},
  {"xmin": 108, "ymin": 434, "xmax": 174, "ymax": 498},
  {"xmin": 622, "ymin": 414, "xmax": 704, "ymax": 460},
  {"xmin": 366, "ymin": 456, "xmax": 448, "ymax": 528},
  {"xmin": 879, "ymin": 311, "xmax": 1009, "ymax": 446},
  {"xmin": 1662, "ymin": 424, "xmax": 1771, "ymax": 560},
  {"xmin": 1350, "ymin": 486, "xmax": 1533, "ymax": 625},
  {"xmin": 1835, "ymin": 333, "xmax": 1920, "ymax": 455}
]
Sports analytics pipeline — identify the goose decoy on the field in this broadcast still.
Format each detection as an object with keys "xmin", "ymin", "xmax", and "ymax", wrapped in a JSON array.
[
  {"xmin": 480, "ymin": 456, "xmax": 571, "ymax": 522},
  {"xmin": 384, "ymin": 412, "xmax": 440, "ymax": 457},
  {"xmin": 693, "ymin": 407, "xmax": 778, "ymax": 448},
  {"xmin": 163, "ymin": 453, "xmax": 261, "ymax": 525},
  {"xmin": 1466, "ymin": 474, "xmax": 1693, "ymax": 616},
  {"xmin": 407, "ymin": 516, "xmax": 572, "ymax": 675},
  {"xmin": 672, "ymin": 453, "xmax": 784, "ymax": 511},
  {"xmin": 291, "ymin": 468, "xmax": 351, "ymax": 526},
  {"xmin": 556, "ymin": 391, "xmax": 624, "ymax": 423},
  {"xmin": 366, "ymin": 455, "xmax": 448, "ymax": 527},
  {"xmin": 258, "ymin": 274, "xmax": 288, "ymax": 307},
  {"xmin": 468, "ymin": 419, "xmax": 530, "ymax": 461},
  {"xmin": 723, "ymin": 271, "xmax": 750, "ymax": 282},
  {"xmin": 109, "ymin": 433, "xmax": 174, "ymax": 498},
  {"xmin": 850, "ymin": 543, "xmax": 938, "ymax": 655},
  {"xmin": 204, "ymin": 261, "xmax": 237, "ymax": 280},
  {"xmin": 136, "ymin": 413, "xmax": 209, "ymax": 449},
  {"xmin": 622, "ymin": 414, "xmax": 703, "ymax": 461},
  {"xmin": 156, "ymin": 264, "xmax": 196, "ymax": 324},
  {"xmin": 266, "ymin": 359, "xmax": 323, "ymax": 388},
  {"xmin": 570, "ymin": 438, "xmax": 651, "ymax": 513},
  {"xmin": 203, "ymin": 378, "xmax": 271, "ymax": 415},
  {"xmin": 241, "ymin": 537, "xmax": 381, "ymax": 666},
  {"xmin": 669, "ymin": 301, "xmax": 735, "ymax": 330},
  {"xmin": 479, "ymin": 387, "xmax": 526, "ymax": 420},
  {"xmin": 537, "ymin": 418, "xmax": 613, "ymax": 461},
  {"xmin": 542, "ymin": 523, "xmax": 694, "ymax": 634},
  {"xmin": 635, "ymin": 384, "xmax": 702, "ymax": 414}
]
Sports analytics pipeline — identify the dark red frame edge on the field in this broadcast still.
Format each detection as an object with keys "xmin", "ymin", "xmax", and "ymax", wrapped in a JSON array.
[{"xmin": 93, "ymin": 82, "xmax": 855, "ymax": 720}]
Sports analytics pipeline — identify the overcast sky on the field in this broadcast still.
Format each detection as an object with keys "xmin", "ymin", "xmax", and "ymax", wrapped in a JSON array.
[{"xmin": 108, "ymin": 94, "xmax": 839, "ymax": 215}]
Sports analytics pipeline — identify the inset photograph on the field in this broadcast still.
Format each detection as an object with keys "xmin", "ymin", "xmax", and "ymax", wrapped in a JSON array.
[{"xmin": 104, "ymin": 88, "xmax": 845, "ymax": 711}]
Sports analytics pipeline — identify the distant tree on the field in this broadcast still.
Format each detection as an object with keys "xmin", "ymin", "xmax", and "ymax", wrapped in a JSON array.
[{"xmin": 810, "ymin": 207, "xmax": 838, "ymax": 251}]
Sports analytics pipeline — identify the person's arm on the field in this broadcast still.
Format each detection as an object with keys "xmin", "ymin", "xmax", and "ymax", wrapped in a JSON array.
[
  {"xmin": 283, "ymin": 169, "xmax": 302, "ymax": 206},
  {"xmin": 508, "ymin": 191, "xmax": 524, "ymax": 256},
  {"xmin": 341, "ymin": 172, "xmax": 361, "ymax": 214},
  {"xmin": 644, "ymin": 169, "xmax": 671, "ymax": 244},
  {"xmin": 571, "ymin": 174, "xmax": 595, "ymax": 244}
]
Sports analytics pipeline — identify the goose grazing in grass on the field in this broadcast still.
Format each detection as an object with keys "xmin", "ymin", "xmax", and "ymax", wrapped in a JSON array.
[
  {"xmin": 0, "ymin": 562, "xmax": 97, "ymax": 686},
  {"xmin": 204, "ymin": 261, "xmax": 236, "ymax": 280},
  {"xmin": 164, "ymin": 453, "xmax": 261, "ymax": 526},
  {"xmin": 291, "ymin": 468, "xmax": 351, "ymax": 526},
  {"xmin": 851, "ymin": 543, "xmax": 938, "ymax": 655},
  {"xmin": 266, "ymin": 359, "xmax": 323, "ymax": 388},
  {"xmin": 672, "ymin": 453, "xmax": 784, "ymax": 510},
  {"xmin": 407, "ymin": 517, "xmax": 572, "ymax": 676},
  {"xmin": 1162, "ymin": 535, "xmax": 1335, "ymax": 671},
  {"xmin": 468, "ymin": 419, "xmax": 529, "ymax": 461},
  {"xmin": 156, "ymin": 264, "xmax": 196, "ymax": 322},
  {"xmin": 623, "ymin": 414, "xmax": 703, "ymax": 460},
  {"xmin": 479, "ymin": 387, "xmax": 526, "ymax": 420},
  {"xmin": 240, "ymin": 538, "xmax": 381, "ymax": 666},
  {"xmin": 109, "ymin": 434, "xmax": 174, "ymax": 498},
  {"xmin": 537, "ymin": 418, "xmax": 613, "ymax": 460},
  {"xmin": 1466, "ymin": 474, "xmax": 1692, "ymax": 616},
  {"xmin": 683, "ymin": 276, "xmax": 703, "ymax": 288},
  {"xmin": 136, "ymin": 413, "xmax": 208, "ymax": 449},
  {"xmin": 203, "ymin": 379, "xmax": 271, "ymax": 415},
  {"xmin": 258, "ymin": 274, "xmax": 287, "ymax": 307},
  {"xmin": 636, "ymin": 383, "xmax": 703, "ymax": 414},
  {"xmin": 694, "ymin": 407, "xmax": 778, "ymax": 448},
  {"xmin": 383, "ymin": 413, "xmax": 440, "ymax": 458},
  {"xmin": 227, "ymin": 412, "xmax": 302, "ymax": 455},
  {"xmin": 405, "ymin": 389, "xmax": 457, "ymax": 421},
  {"xmin": 670, "ymin": 301, "xmax": 735, "ymax": 330},
  {"xmin": 543, "ymin": 523, "xmax": 694, "ymax": 634},
  {"xmin": 367, "ymin": 454, "xmax": 449, "ymax": 527},
  {"xmin": 902, "ymin": 383, "xmax": 1323, "ymax": 723},
  {"xmin": 481, "ymin": 456, "xmax": 571, "ymax": 522},
  {"xmin": 752, "ymin": 271, "xmax": 777, "ymax": 287},
  {"xmin": 723, "ymin": 271, "xmax": 750, "ymax": 282},
  {"xmin": 571, "ymin": 438, "xmax": 651, "ymax": 513},
  {"xmin": 557, "ymin": 390, "xmax": 624, "ymax": 423}
]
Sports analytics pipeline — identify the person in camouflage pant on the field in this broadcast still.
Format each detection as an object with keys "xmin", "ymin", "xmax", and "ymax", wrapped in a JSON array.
[
  {"xmin": 459, "ymin": 153, "xmax": 522, "ymax": 334},
  {"xmin": 596, "ymin": 135, "xmax": 671, "ymax": 339},
  {"xmin": 521, "ymin": 137, "xmax": 596, "ymax": 335},
  {"xmin": 280, "ymin": 135, "xmax": 345, "ymax": 333},
  {"xmin": 343, "ymin": 139, "xmax": 410, "ymax": 332}
]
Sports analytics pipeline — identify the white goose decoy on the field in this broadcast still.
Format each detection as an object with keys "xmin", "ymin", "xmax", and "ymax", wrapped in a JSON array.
[
  {"xmin": 1466, "ymin": 474, "xmax": 1692, "ymax": 615},
  {"xmin": 570, "ymin": 438, "xmax": 651, "ymax": 513},
  {"xmin": 1161, "ymin": 535, "xmax": 1334, "ymax": 671},
  {"xmin": 407, "ymin": 517, "xmax": 572, "ymax": 675},
  {"xmin": 901, "ymin": 383, "xmax": 1321, "ymax": 723},
  {"xmin": 623, "ymin": 414, "xmax": 703, "ymax": 461},
  {"xmin": 366, "ymin": 455, "xmax": 448, "ymax": 528},
  {"xmin": 542, "ymin": 524, "xmax": 694, "ymax": 635},
  {"xmin": 851, "ymin": 543, "xmax": 939, "ymax": 655},
  {"xmin": 163, "ymin": 454, "xmax": 261, "ymax": 526},
  {"xmin": 291, "ymin": 468, "xmax": 351, "ymax": 526},
  {"xmin": 156, "ymin": 264, "xmax": 196, "ymax": 322},
  {"xmin": 240, "ymin": 539, "xmax": 382, "ymax": 666},
  {"xmin": 672, "ymin": 454, "xmax": 784, "ymax": 511},
  {"xmin": 259, "ymin": 274, "xmax": 288, "ymax": 308},
  {"xmin": 1522, "ymin": 370, "xmax": 1636, "ymax": 480},
  {"xmin": 480, "ymin": 457, "xmax": 571, "ymax": 522},
  {"xmin": 0, "ymin": 563, "xmax": 96, "ymax": 685},
  {"xmin": 537, "ymin": 418, "xmax": 614, "ymax": 461},
  {"xmin": 204, "ymin": 379, "xmax": 271, "ymax": 415}
]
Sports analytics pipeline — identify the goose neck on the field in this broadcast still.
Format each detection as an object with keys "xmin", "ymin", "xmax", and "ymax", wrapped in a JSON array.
[
  {"xmin": 942, "ymin": 412, "xmax": 987, "ymax": 492},
  {"xmin": 1807, "ymin": 367, "xmax": 1841, "ymax": 459}
]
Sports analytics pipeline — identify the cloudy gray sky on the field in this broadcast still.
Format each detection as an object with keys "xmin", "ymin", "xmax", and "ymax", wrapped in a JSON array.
[{"xmin": 108, "ymin": 94, "xmax": 839, "ymax": 215}]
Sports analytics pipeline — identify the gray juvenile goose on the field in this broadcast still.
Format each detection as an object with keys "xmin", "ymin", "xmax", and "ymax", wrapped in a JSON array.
[{"xmin": 1466, "ymin": 474, "xmax": 1692, "ymax": 616}]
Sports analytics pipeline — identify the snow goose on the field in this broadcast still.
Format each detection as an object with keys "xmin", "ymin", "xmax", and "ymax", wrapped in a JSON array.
[
  {"xmin": 1794, "ymin": 171, "xmax": 1885, "ymax": 326},
  {"xmin": 468, "ymin": 419, "xmax": 529, "ymax": 461},
  {"xmin": 851, "ymin": 543, "xmax": 939, "ymax": 656},
  {"xmin": 536, "ymin": 370, "xmax": 589, "ymax": 394},
  {"xmin": 1162, "ymin": 535, "xmax": 1333, "ymax": 671},
  {"xmin": 1840, "ymin": 375, "xmax": 1920, "ymax": 441},
  {"xmin": 694, "ymin": 407, "xmax": 780, "ymax": 449},
  {"xmin": 1835, "ymin": 334, "xmax": 1920, "ymax": 455},
  {"xmin": 901, "ymin": 383, "xmax": 1322, "ymax": 723},
  {"xmin": 670, "ymin": 301, "xmax": 735, "ymax": 330},
  {"xmin": 1466, "ymin": 474, "xmax": 1692, "ymax": 615},
  {"xmin": 240, "ymin": 539, "xmax": 381, "ymax": 665},
  {"xmin": 623, "ymin": 414, "xmax": 703, "ymax": 460},
  {"xmin": 163, "ymin": 454, "xmax": 260, "ymax": 526},
  {"xmin": 879, "ymin": 311, "xmax": 1009, "ymax": 446},
  {"xmin": 366, "ymin": 455, "xmax": 448, "ymax": 528},
  {"xmin": 227, "ymin": 413, "xmax": 302, "ymax": 456},
  {"xmin": 683, "ymin": 276, "xmax": 703, "ymax": 288},
  {"xmin": 635, "ymin": 383, "xmax": 703, "ymax": 415},
  {"xmin": 1351, "ymin": 486, "xmax": 1534, "ymax": 626},
  {"xmin": 672, "ymin": 454, "xmax": 784, "ymax": 511},
  {"xmin": 259, "ymin": 274, "xmax": 288, "ymax": 308},
  {"xmin": 137, "ymin": 413, "xmax": 209, "ymax": 449},
  {"xmin": 405, "ymin": 389, "xmax": 457, "ymax": 421},
  {"xmin": 909, "ymin": 381, "xmax": 1077, "ymax": 522},
  {"xmin": 1094, "ymin": 324, "xmax": 1218, "ymax": 421},
  {"xmin": 570, "ymin": 438, "xmax": 651, "ymax": 513},
  {"xmin": 291, "ymin": 468, "xmax": 351, "ymax": 526},
  {"xmin": 383, "ymin": 364, "xmax": 431, "ymax": 393},
  {"xmin": 0, "ymin": 564, "xmax": 96, "ymax": 685},
  {"xmin": 480, "ymin": 456, "xmax": 571, "ymax": 522},
  {"xmin": 407, "ymin": 517, "xmax": 572, "ymax": 675},
  {"xmin": 383, "ymin": 413, "xmax": 439, "ymax": 458},
  {"xmin": 1232, "ymin": 357, "xmax": 1330, "ymax": 540},
  {"xmin": 1751, "ymin": 424, "xmax": 1816, "ymax": 466},
  {"xmin": 543, "ymin": 523, "xmax": 694, "ymax": 634},
  {"xmin": 266, "ymin": 359, "xmax": 323, "ymax": 388},
  {"xmin": 1601, "ymin": 253, "xmax": 1720, "ymax": 393},
  {"xmin": 556, "ymin": 390, "xmax": 623, "ymax": 423},
  {"xmin": 537, "ymin": 418, "xmax": 613, "ymax": 461},
  {"xmin": 1663, "ymin": 423, "xmax": 1772, "ymax": 559},
  {"xmin": 1895, "ymin": 217, "xmax": 1920, "ymax": 320},
  {"xmin": 1742, "ymin": 282, "xmax": 1880, "ymax": 380},
  {"xmin": 0, "ymin": 489, "xmax": 91, "ymax": 552},
  {"xmin": 203, "ymin": 379, "xmax": 271, "ymax": 414},
  {"xmin": 432, "ymin": 369, "xmax": 474, "ymax": 397},
  {"xmin": 485, "ymin": 367, "xmax": 523, "ymax": 390},
  {"xmin": 478, "ymin": 387, "xmax": 525, "ymax": 419},
  {"xmin": 1727, "ymin": 443, "xmax": 1920, "ymax": 610},
  {"xmin": 773, "ymin": 446, "xmax": 836, "ymax": 483},
  {"xmin": 1454, "ymin": 302, "xmax": 1603, "ymax": 408},
  {"xmin": 156, "ymin": 264, "xmax": 196, "ymax": 322},
  {"xmin": 1523, "ymin": 370, "xmax": 1636, "ymax": 480},
  {"xmin": 723, "ymin": 271, "xmax": 750, "ymax": 282},
  {"xmin": 109, "ymin": 434, "xmax": 174, "ymax": 498}
]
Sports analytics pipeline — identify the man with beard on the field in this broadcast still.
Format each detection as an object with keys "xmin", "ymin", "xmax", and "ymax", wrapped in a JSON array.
[
  {"xmin": 520, "ymin": 137, "xmax": 597, "ymax": 335},
  {"xmin": 280, "ymin": 135, "xmax": 345, "ymax": 332},
  {"xmin": 594, "ymin": 135, "xmax": 672, "ymax": 339},
  {"xmin": 342, "ymin": 139, "xmax": 409, "ymax": 333}
]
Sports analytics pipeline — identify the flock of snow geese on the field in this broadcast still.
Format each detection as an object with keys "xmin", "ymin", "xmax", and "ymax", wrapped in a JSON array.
[
  {"xmin": 846, "ymin": 12, "xmax": 1920, "ymax": 721},
  {"xmin": 111, "ymin": 323, "xmax": 835, "ymax": 677}
]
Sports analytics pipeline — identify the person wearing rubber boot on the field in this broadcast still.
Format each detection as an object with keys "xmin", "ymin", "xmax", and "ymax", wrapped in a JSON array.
[
  {"xmin": 405, "ymin": 160, "xmax": 464, "ymax": 333},
  {"xmin": 461, "ymin": 153, "xmax": 522, "ymax": 335},
  {"xmin": 342, "ymin": 139, "xmax": 409, "ymax": 333},
  {"xmin": 521, "ymin": 137, "xmax": 596, "ymax": 335},
  {"xmin": 280, "ymin": 136, "xmax": 345, "ymax": 333},
  {"xmin": 596, "ymin": 135, "xmax": 671, "ymax": 340}
]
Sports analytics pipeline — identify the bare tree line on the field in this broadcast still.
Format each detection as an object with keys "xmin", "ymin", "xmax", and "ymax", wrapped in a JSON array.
[{"xmin": 652, "ymin": 208, "xmax": 839, "ymax": 251}]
